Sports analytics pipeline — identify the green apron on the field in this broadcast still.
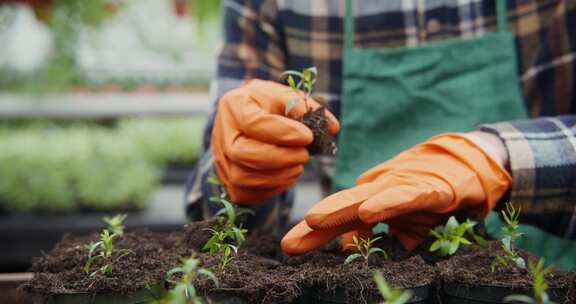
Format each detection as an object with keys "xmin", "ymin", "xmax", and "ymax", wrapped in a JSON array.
[{"xmin": 335, "ymin": 0, "xmax": 575, "ymax": 271}]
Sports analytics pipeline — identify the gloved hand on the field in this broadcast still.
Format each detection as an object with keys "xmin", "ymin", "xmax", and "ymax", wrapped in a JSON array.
[
  {"xmin": 281, "ymin": 133, "xmax": 511, "ymax": 255},
  {"xmin": 212, "ymin": 79, "xmax": 339, "ymax": 205}
]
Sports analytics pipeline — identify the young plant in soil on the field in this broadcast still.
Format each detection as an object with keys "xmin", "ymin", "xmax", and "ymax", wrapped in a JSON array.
[
  {"xmin": 491, "ymin": 202, "xmax": 526, "ymax": 271},
  {"xmin": 373, "ymin": 271, "xmax": 413, "ymax": 304},
  {"xmin": 429, "ymin": 216, "xmax": 485, "ymax": 257},
  {"xmin": 83, "ymin": 229, "xmax": 116, "ymax": 276},
  {"xmin": 103, "ymin": 213, "xmax": 127, "ymax": 236},
  {"xmin": 281, "ymin": 67, "xmax": 336, "ymax": 155},
  {"xmin": 202, "ymin": 189, "xmax": 252, "ymax": 272},
  {"xmin": 164, "ymin": 256, "xmax": 219, "ymax": 304},
  {"xmin": 344, "ymin": 235, "xmax": 388, "ymax": 266},
  {"xmin": 83, "ymin": 214, "xmax": 132, "ymax": 276},
  {"xmin": 504, "ymin": 258, "xmax": 556, "ymax": 304}
]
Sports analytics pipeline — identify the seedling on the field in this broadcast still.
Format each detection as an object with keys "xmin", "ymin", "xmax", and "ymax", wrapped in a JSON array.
[
  {"xmin": 103, "ymin": 214, "xmax": 127, "ymax": 236},
  {"xmin": 504, "ymin": 258, "xmax": 556, "ymax": 304},
  {"xmin": 83, "ymin": 241, "xmax": 100, "ymax": 274},
  {"xmin": 203, "ymin": 192, "xmax": 252, "ymax": 272},
  {"xmin": 165, "ymin": 256, "xmax": 218, "ymax": 304},
  {"xmin": 203, "ymin": 228, "xmax": 239, "ymax": 271},
  {"xmin": 83, "ymin": 216, "xmax": 132, "ymax": 276},
  {"xmin": 491, "ymin": 202, "xmax": 526, "ymax": 271},
  {"xmin": 373, "ymin": 271, "xmax": 413, "ymax": 304},
  {"xmin": 281, "ymin": 67, "xmax": 317, "ymax": 115},
  {"xmin": 429, "ymin": 216, "xmax": 485, "ymax": 257},
  {"xmin": 83, "ymin": 229, "xmax": 117, "ymax": 276},
  {"xmin": 99, "ymin": 229, "xmax": 116, "ymax": 258},
  {"xmin": 344, "ymin": 235, "xmax": 388, "ymax": 265}
]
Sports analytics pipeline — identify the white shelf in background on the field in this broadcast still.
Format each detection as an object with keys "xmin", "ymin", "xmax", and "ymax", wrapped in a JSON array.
[{"xmin": 0, "ymin": 92, "xmax": 212, "ymax": 119}]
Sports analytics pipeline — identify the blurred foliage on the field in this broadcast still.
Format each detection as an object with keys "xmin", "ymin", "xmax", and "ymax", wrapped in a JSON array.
[
  {"xmin": 0, "ymin": 117, "xmax": 205, "ymax": 212},
  {"xmin": 119, "ymin": 117, "xmax": 204, "ymax": 165},
  {"xmin": 0, "ymin": 0, "xmax": 111, "ymax": 93},
  {"xmin": 190, "ymin": 0, "xmax": 220, "ymax": 39},
  {"xmin": 0, "ymin": 0, "xmax": 221, "ymax": 93}
]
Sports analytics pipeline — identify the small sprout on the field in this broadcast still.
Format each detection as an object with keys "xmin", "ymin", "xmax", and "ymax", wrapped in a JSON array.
[
  {"xmin": 373, "ymin": 271, "xmax": 413, "ymax": 304},
  {"xmin": 165, "ymin": 256, "xmax": 218, "ymax": 304},
  {"xmin": 99, "ymin": 229, "xmax": 117, "ymax": 259},
  {"xmin": 102, "ymin": 214, "xmax": 127, "ymax": 236},
  {"xmin": 429, "ymin": 216, "xmax": 482, "ymax": 257},
  {"xmin": 280, "ymin": 67, "xmax": 318, "ymax": 115},
  {"xmin": 83, "ymin": 241, "xmax": 101, "ymax": 274},
  {"xmin": 491, "ymin": 202, "xmax": 526, "ymax": 272},
  {"xmin": 203, "ymin": 228, "xmax": 239, "ymax": 271},
  {"xmin": 203, "ymin": 193, "xmax": 252, "ymax": 272},
  {"xmin": 90, "ymin": 264, "xmax": 113, "ymax": 277},
  {"xmin": 504, "ymin": 258, "xmax": 556, "ymax": 304},
  {"xmin": 83, "ymin": 224, "xmax": 132, "ymax": 276},
  {"xmin": 344, "ymin": 236, "xmax": 388, "ymax": 265}
]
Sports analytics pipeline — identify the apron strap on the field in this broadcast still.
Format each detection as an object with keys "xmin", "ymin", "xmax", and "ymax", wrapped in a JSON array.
[
  {"xmin": 496, "ymin": 0, "xmax": 509, "ymax": 33},
  {"xmin": 344, "ymin": 0, "xmax": 509, "ymax": 50},
  {"xmin": 344, "ymin": 0, "xmax": 354, "ymax": 50}
]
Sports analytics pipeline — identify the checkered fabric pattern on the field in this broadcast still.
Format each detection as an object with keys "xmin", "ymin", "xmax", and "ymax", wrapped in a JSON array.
[
  {"xmin": 481, "ymin": 116, "xmax": 576, "ymax": 238},
  {"xmin": 186, "ymin": 0, "xmax": 576, "ymax": 237}
]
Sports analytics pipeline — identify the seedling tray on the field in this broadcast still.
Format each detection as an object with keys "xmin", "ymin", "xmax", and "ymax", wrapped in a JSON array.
[
  {"xmin": 31, "ymin": 285, "xmax": 164, "ymax": 304},
  {"xmin": 312, "ymin": 283, "xmax": 434, "ymax": 303},
  {"xmin": 0, "ymin": 208, "xmax": 186, "ymax": 272},
  {"xmin": 441, "ymin": 282, "xmax": 568, "ymax": 303}
]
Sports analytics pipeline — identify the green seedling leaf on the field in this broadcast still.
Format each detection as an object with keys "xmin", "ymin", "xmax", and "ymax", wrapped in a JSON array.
[
  {"xmin": 344, "ymin": 253, "xmax": 363, "ymax": 264},
  {"xmin": 287, "ymin": 75, "xmax": 297, "ymax": 89},
  {"xmin": 368, "ymin": 247, "xmax": 385, "ymax": 255},
  {"xmin": 373, "ymin": 271, "xmax": 413, "ymax": 304},
  {"xmin": 448, "ymin": 240, "xmax": 460, "ymax": 255},
  {"xmin": 429, "ymin": 216, "xmax": 483, "ymax": 257},
  {"xmin": 459, "ymin": 237, "xmax": 472, "ymax": 246},
  {"xmin": 198, "ymin": 269, "xmax": 219, "ymax": 287},
  {"xmin": 280, "ymin": 70, "xmax": 305, "ymax": 81},
  {"xmin": 102, "ymin": 214, "xmax": 127, "ymax": 236},
  {"xmin": 165, "ymin": 268, "xmax": 184, "ymax": 284},
  {"xmin": 392, "ymin": 292, "xmax": 414, "ymax": 304},
  {"xmin": 446, "ymin": 216, "xmax": 459, "ymax": 231},
  {"xmin": 429, "ymin": 240, "xmax": 442, "ymax": 252},
  {"xmin": 514, "ymin": 257, "xmax": 526, "ymax": 269},
  {"xmin": 472, "ymin": 234, "xmax": 488, "ymax": 247},
  {"xmin": 164, "ymin": 256, "xmax": 215, "ymax": 303},
  {"xmin": 429, "ymin": 229, "xmax": 443, "ymax": 239},
  {"xmin": 207, "ymin": 174, "xmax": 222, "ymax": 186}
]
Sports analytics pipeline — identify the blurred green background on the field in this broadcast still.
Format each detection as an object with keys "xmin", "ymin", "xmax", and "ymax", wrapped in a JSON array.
[{"xmin": 0, "ymin": 0, "xmax": 218, "ymax": 213}]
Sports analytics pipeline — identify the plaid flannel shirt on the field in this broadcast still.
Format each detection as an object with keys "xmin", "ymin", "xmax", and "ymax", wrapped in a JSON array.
[{"xmin": 186, "ymin": 0, "xmax": 576, "ymax": 238}]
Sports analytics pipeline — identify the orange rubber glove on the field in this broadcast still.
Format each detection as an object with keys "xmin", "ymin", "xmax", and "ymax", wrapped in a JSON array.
[
  {"xmin": 212, "ymin": 79, "xmax": 339, "ymax": 205},
  {"xmin": 281, "ymin": 134, "xmax": 511, "ymax": 255}
]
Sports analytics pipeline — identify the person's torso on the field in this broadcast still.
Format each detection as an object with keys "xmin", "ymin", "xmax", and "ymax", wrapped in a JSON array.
[{"xmin": 274, "ymin": 0, "xmax": 575, "ymax": 118}]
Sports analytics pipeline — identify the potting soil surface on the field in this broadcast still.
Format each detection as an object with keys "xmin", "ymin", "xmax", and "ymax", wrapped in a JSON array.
[
  {"xmin": 22, "ymin": 220, "xmax": 436, "ymax": 303},
  {"xmin": 438, "ymin": 241, "xmax": 573, "ymax": 289}
]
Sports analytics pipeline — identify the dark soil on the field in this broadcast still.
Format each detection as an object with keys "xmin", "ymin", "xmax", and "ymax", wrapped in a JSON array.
[
  {"xmin": 21, "ymin": 218, "xmax": 576, "ymax": 303},
  {"xmin": 300, "ymin": 106, "xmax": 336, "ymax": 156},
  {"xmin": 22, "ymin": 221, "xmax": 434, "ymax": 304},
  {"xmin": 438, "ymin": 241, "xmax": 574, "ymax": 289}
]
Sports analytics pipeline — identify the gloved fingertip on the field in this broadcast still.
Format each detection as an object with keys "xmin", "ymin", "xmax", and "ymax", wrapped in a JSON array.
[
  {"xmin": 280, "ymin": 221, "xmax": 318, "ymax": 255},
  {"xmin": 325, "ymin": 110, "xmax": 340, "ymax": 135}
]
